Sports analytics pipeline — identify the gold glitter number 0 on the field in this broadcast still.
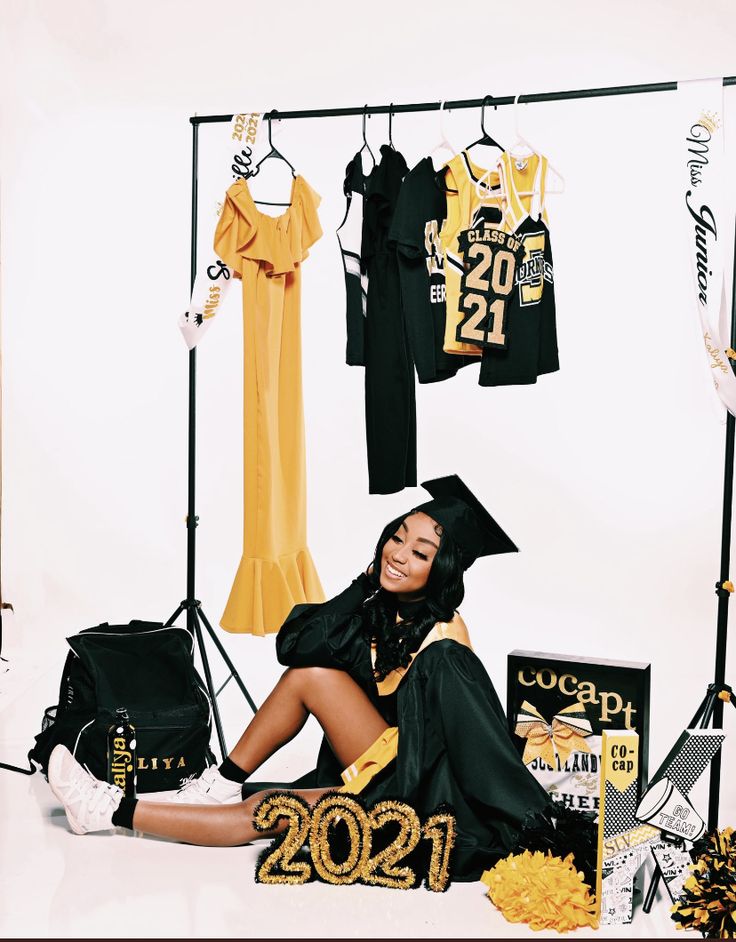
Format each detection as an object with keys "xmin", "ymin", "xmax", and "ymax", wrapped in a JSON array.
[
  {"xmin": 253, "ymin": 793, "xmax": 312, "ymax": 885},
  {"xmin": 309, "ymin": 794, "xmax": 371, "ymax": 885},
  {"xmin": 364, "ymin": 800, "xmax": 421, "ymax": 889}
]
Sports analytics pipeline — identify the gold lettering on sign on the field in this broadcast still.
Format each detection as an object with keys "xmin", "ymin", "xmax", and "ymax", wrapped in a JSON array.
[{"xmin": 516, "ymin": 666, "xmax": 637, "ymax": 728}]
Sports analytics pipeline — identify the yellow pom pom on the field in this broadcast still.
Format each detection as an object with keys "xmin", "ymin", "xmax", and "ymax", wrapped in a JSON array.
[{"xmin": 483, "ymin": 850, "xmax": 598, "ymax": 933}]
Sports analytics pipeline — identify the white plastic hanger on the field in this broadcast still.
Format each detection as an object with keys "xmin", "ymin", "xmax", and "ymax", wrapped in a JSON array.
[
  {"xmin": 508, "ymin": 94, "xmax": 564, "ymax": 197},
  {"xmin": 429, "ymin": 101, "xmax": 457, "ymax": 169}
]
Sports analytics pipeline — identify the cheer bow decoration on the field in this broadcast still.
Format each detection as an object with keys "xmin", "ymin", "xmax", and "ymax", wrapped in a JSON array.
[{"xmin": 514, "ymin": 700, "xmax": 593, "ymax": 768}]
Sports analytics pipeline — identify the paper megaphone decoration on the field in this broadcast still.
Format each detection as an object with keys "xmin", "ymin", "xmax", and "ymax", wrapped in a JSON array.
[{"xmin": 635, "ymin": 775, "xmax": 706, "ymax": 842}]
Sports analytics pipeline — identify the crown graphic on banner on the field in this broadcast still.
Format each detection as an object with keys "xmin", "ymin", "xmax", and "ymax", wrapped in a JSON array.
[{"xmin": 700, "ymin": 109, "xmax": 722, "ymax": 133}]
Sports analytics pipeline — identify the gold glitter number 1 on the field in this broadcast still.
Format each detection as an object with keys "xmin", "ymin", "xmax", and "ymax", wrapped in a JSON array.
[{"xmin": 422, "ymin": 812, "xmax": 456, "ymax": 892}]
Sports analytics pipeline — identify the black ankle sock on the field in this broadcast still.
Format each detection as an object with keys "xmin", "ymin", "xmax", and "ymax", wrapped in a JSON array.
[
  {"xmin": 111, "ymin": 797, "xmax": 138, "ymax": 830},
  {"xmin": 218, "ymin": 756, "xmax": 250, "ymax": 784}
]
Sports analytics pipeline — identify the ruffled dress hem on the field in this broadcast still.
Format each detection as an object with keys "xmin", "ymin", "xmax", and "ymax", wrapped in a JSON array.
[{"xmin": 220, "ymin": 547, "xmax": 325, "ymax": 636}]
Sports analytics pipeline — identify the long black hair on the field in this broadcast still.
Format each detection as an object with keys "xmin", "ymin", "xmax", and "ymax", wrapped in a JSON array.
[{"xmin": 363, "ymin": 512, "xmax": 465, "ymax": 680}]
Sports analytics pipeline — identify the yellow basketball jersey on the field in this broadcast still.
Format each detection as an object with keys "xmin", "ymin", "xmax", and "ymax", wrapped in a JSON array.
[{"xmin": 439, "ymin": 151, "xmax": 503, "ymax": 356}]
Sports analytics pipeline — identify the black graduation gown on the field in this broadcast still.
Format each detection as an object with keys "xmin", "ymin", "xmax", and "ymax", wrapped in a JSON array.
[{"xmin": 243, "ymin": 576, "xmax": 550, "ymax": 881}]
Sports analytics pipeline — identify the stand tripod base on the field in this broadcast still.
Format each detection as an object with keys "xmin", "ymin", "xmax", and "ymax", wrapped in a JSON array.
[
  {"xmin": 642, "ymin": 682, "xmax": 734, "ymax": 914},
  {"xmin": 166, "ymin": 600, "xmax": 257, "ymax": 760}
]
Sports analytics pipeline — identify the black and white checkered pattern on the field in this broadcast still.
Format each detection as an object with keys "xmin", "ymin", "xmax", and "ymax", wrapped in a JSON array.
[
  {"xmin": 661, "ymin": 731, "xmax": 725, "ymax": 796},
  {"xmin": 604, "ymin": 780, "xmax": 639, "ymax": 839}
]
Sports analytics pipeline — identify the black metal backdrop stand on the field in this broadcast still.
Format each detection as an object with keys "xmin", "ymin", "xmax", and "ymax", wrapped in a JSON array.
[
  {"xmin": 164, "ymin": 120, "xmax": 257, "ymax": 762},
  {"xmin": 180, "ymin": 79, "xmax": 735, "ymax": 808}
]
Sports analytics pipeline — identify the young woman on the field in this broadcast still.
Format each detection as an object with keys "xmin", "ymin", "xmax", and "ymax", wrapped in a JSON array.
[{"xmin": 48, "ymin": 476, "xmax": 550, "ymax": 880}]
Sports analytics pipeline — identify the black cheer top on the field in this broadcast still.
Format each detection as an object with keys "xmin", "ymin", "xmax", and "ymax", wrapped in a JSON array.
[{"xmin": 242, "ymin": 574, "xmax": 550, "ymax": 880}]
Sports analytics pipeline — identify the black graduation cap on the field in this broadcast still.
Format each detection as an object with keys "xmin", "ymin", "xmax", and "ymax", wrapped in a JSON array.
[{"xmin": 414, "ymin": 474, "xmax": 518, "ymax": 570}]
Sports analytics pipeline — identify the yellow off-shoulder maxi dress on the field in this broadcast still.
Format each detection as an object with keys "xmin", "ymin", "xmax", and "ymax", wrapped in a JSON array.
[{"xmin": 214, "ymin": 175, "xmax": 325, "ymax": 635}]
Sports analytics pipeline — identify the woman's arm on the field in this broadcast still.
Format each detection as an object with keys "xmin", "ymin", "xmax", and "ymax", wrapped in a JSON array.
[{"xmin": 275, "ymin": 573, "xmax": 374, "ymax": 670}]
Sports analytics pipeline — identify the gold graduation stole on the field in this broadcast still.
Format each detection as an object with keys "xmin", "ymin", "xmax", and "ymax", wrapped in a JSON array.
[{"xmin": 372, "ymin": 612, "xmax": 472, "ymax": 697}]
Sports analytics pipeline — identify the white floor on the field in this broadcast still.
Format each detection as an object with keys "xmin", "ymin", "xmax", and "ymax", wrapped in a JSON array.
[{"xmin": 0, "ymin": 642, "xmax": 693, "ymax": 939}]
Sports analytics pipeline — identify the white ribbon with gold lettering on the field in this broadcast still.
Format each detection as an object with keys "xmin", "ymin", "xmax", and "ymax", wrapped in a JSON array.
[
  {"xmin": 179, "ymin": 113, "xmax": 264, "ymax": 349},
  {"xmin": 680, "ymin": 78, "xmax": 736, "ymax": 416}
]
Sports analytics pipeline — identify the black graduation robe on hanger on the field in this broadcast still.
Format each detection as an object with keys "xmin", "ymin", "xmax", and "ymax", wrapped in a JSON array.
[{"xmin": 242, "ymin": 575, "xmax": 550, "ymax": 881}]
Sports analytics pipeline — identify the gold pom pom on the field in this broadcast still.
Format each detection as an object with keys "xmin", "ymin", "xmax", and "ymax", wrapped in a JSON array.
[
  {"xmin": 481, "ymin": 850, "xmax": 598, "ymax": 932},
  {"xmin": 672, "ymin": 827, "xmax": 736, "ymax": 938}
]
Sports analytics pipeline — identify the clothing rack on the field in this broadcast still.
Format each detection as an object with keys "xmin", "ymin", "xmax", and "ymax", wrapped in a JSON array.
[
  {"xmin": 191, "ymin": 81, "xmax": 736, "ymax": 124},
  {"xmin": 185, "ymin": 77, "xmax": 736, "ymax": 821}
]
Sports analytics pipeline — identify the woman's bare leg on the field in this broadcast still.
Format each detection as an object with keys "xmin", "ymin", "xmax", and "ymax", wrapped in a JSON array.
[
  {"xmin": 132, "ymin": 788, "xmax": 331, "ymax": 846},
  {"xmin": 127, "ymin": 668, "xmax": 389, "ymax": 846},
  {"xmin": 53, "ymin": 669, "xmax": 386, "ymax": 842},
  {"xmin": 227, "ymin": 666, "xmax": 389, "ymax": 773}
]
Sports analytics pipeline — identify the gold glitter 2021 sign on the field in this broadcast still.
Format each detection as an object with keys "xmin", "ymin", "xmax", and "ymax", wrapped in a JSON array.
[{"xmin": 253, "ymin": 791, "xmax": 456, "ymax": 891}]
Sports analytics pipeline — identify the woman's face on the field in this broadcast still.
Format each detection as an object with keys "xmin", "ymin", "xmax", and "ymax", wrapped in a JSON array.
[{"xmin": 379, "ymin": 511, "xmax": 441, "ymax": 598}]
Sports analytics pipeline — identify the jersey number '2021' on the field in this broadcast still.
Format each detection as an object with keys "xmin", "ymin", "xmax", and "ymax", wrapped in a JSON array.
[
  {"xmin": 456, "ymin": 228, "xmax": 524, "ymax": 350},
  {"xmin": 459, "ymin": 244, "xmax": 515, "ymax": 347}
]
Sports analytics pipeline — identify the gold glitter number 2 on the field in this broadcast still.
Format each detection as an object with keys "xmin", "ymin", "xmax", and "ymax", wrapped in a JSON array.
[
  {"xmin": 364, "ymin": 800, "xmax": 421, "ymax": 889},
  {"xmin": 253, "ymin": 793, "xmax": 312, "ymax": 885},
  {"xmin": 254, "ymin": 793, "xmax": 456, "ymax": 891}
]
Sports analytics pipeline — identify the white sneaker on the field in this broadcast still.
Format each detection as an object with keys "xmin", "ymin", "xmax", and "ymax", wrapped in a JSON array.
[
  {"xmin": 170, "ymin": 765, "xmax": 243, "ymax": 804},
  {"xmin": 48, "ymin": 744, "xmax": 123, "ymax": 834}
]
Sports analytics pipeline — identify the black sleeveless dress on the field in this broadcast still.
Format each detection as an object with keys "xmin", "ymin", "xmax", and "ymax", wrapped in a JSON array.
[{"xmin": 361, "ymin": 145, "xmax": 416, "ymax": 494}]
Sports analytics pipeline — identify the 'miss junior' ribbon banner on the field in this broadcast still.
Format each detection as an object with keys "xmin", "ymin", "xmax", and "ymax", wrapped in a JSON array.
[
  {"xmin": 514, "ymin": 700, "xmax": 593, "ymax": 768},
  {"xmin": 178, "ymin": 112, "xmax": 265, "ymax": 349},
  {"xmin": 680, "ymin": 78, "xmax": 736, "ymax": 416}
]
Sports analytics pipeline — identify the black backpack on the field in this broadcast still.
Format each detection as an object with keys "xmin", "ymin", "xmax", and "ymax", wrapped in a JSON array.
[{"xmin": 28, "ymin": 619, "xmax": 215, "ymax": 793}]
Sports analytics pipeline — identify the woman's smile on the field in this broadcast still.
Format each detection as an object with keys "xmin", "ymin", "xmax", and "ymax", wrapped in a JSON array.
[
  {"xmin": 379, "ymin": 511, "xmax": 440, "ymax": 598},
  {"xmin": 384, "ymin": 561, "xmax": 407, "ymax": 580}
]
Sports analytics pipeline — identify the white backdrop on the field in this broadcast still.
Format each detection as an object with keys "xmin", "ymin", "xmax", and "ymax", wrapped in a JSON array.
[{"xmin": 1, "ymin": 0, "xmax": 735, "ymax": 824}]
